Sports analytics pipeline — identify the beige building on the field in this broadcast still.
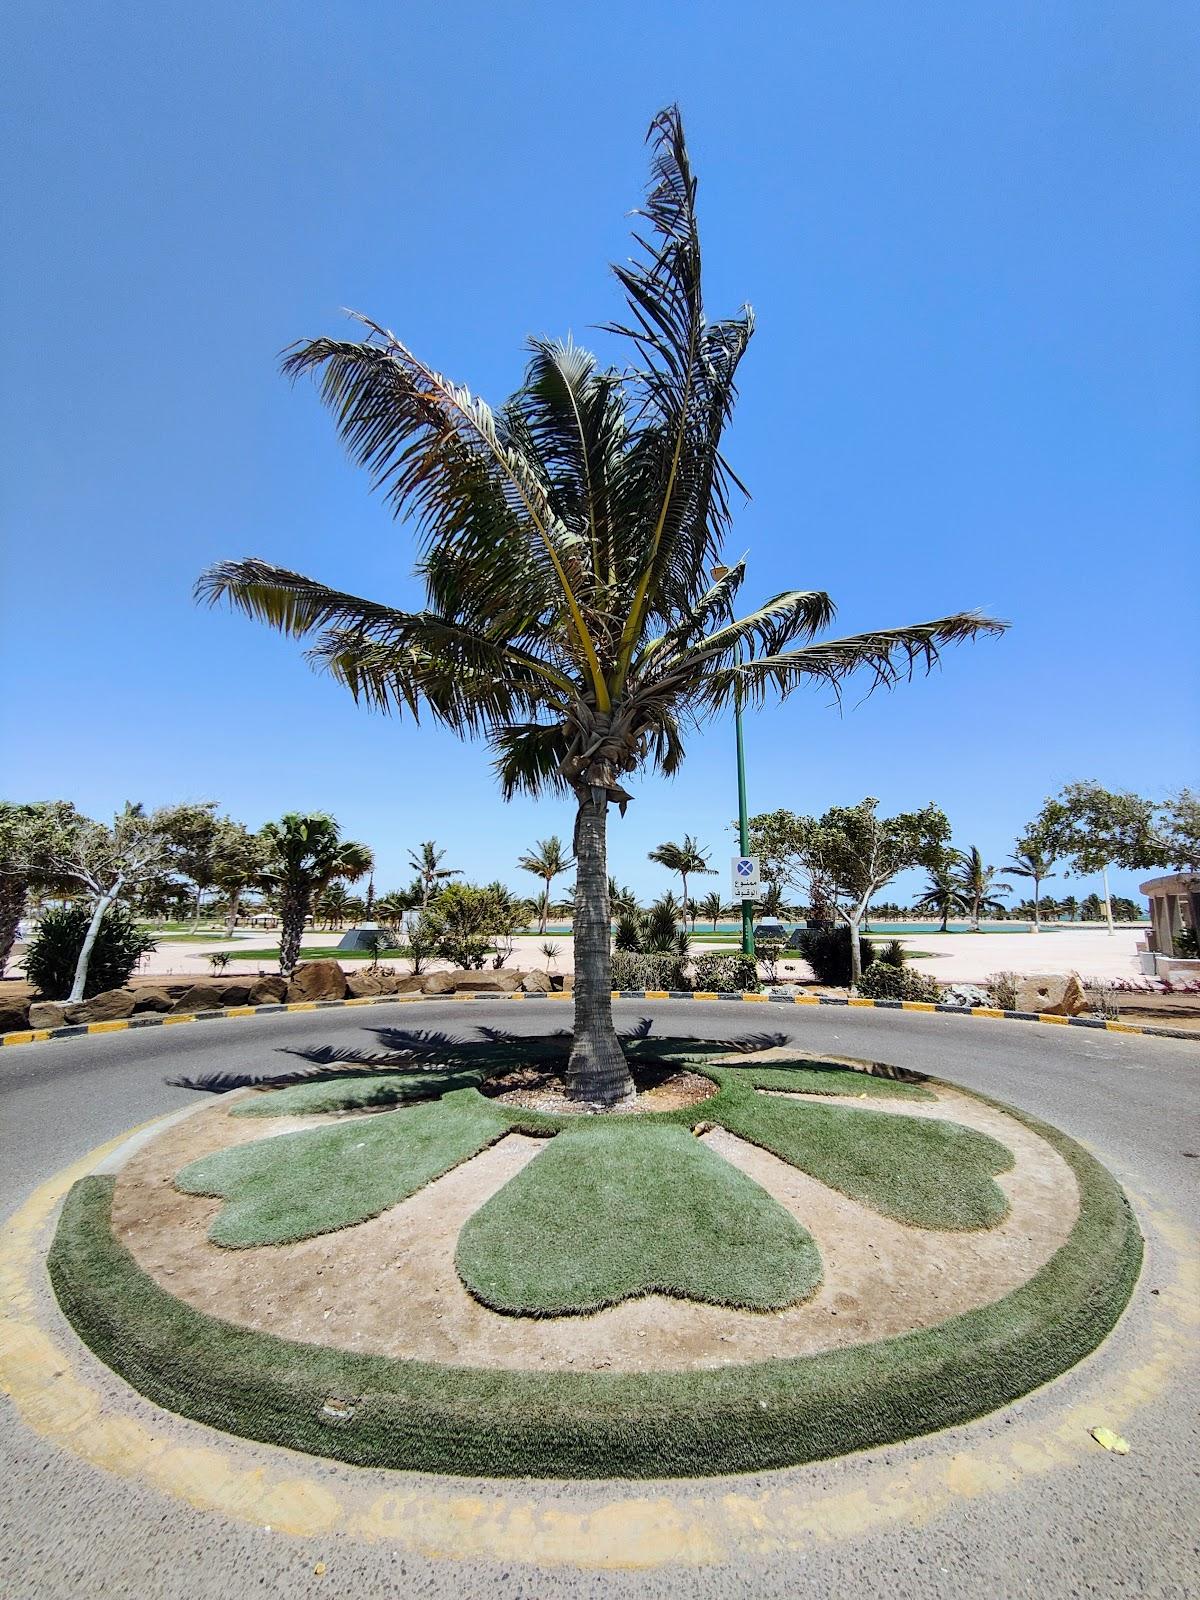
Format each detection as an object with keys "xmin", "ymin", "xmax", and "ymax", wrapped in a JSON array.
[{"xmin": 1139, "ymin": 872, "xmax": 1200, "ymax": 974}]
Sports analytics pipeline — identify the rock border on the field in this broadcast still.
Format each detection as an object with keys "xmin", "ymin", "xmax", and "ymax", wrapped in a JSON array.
[{"xmin": 2, "ymin": 986, "xmax": 1195, "ymax": 1049}]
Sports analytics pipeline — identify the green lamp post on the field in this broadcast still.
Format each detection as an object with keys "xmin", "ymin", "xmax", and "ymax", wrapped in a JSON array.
[{"xmin": 712, "ymin": 566, "xmax": 756, "ymax": 958}]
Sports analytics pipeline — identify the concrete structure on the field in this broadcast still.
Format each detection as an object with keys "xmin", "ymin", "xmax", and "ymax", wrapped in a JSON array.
[{"xmin": 1139, "ymin": 872, "xmax": 1200, "ymax": 977}]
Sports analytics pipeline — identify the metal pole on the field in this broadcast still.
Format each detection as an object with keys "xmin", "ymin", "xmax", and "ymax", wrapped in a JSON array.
[{"xmin": 734, "ymin": 669, "xmax": 756, "ymax": 957}]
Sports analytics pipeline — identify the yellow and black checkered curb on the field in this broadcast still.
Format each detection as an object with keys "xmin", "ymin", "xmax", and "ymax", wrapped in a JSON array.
[{"xmin": 1, "ymin": 988, "xmax": 1193, "ymax": 1049}]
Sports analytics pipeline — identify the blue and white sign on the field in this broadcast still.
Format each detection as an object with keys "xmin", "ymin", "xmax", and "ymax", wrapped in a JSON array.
[{"xmin": 731, "ymin": 855, "xmax": 760, "ymax": 891}]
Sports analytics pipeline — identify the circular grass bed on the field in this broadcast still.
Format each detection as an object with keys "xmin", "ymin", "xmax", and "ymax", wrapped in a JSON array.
[{"xmin": 47, "ymin": 1047, "xmax": 1142, "ymax": 1479}]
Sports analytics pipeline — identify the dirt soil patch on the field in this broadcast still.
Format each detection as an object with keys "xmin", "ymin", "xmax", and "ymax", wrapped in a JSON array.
[
  {"xmin": 112, "ymin": 1083, "xmax": 1080, "ymax": 1373},
  {"xmin": 481, "ymin": 1062, "xmax": 718, "ymax": 1115}
]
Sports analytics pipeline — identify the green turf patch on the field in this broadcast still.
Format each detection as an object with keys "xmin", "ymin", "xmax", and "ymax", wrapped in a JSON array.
[
  {"xmin": 48, "ymin": 1086, "xmax": 1142, "ymax": 1478},
  {"xmin": 176, "ymin": 1090, "xmax": 521, "ymax": 1246},
  {"xmin": 733, "ymin": 1062, "xmax": 935, "ymax": 1101},
  {"xmin": 231, "ymin": 1068, "xmax": 487, "ymax": 1117},
  {"xmin": 714, "ymin": 1093, "xmax": 1012, "ymax": 1230},
  {"xmin": 457, "ymin": 1122, "xmax": 821, "ymax": 1315}
]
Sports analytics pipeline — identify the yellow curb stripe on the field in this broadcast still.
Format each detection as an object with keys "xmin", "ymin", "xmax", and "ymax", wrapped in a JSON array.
[
  {"xmin": 2, "ymin": 1029, "xmax": 50, "ymax": 1046},
  {"xmin": 86, "ymin": 1020, "xmax": 132, "ymax": 1035},
  {"xmin": 223, "ymin": 1006, "xmax": 259, "ymax": 1017},
  {"xmin": 901, "ymin": 1001, "xmax": 936, "ymax": 1012},
  {"xmin": 1037, "ymin": 1013, "xmax": 1069, "ymax": 1026},
  {"xmin": 1105, "ymin": 1021, "xmax": 1141, "ymax": 1034},
  {"xmin": 971, "ymin": 1007, "xmax": 1005, "ymax": 1019},
  {"xmin": 161, "ymin": 1014, "xmax": 195, "ymax": 1026},
  {"xmin": 741, "ymin": 993, "xmax": 768, "ymax": 1002},
  {"xmin": 847, "ymin": 998, "xmax": 875, "ymax": 1008},
  {"xmin": 792, "ymin": 995, "xmax": 820, "ymax": 1005},
  {"xmin": 691, "ymin": 991, "xmax": 719, "ymax": 1001}
]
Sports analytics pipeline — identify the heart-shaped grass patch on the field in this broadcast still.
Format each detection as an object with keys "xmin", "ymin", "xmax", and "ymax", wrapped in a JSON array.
[{"xmin": 456, "ymin": 1121, "xmax": 822, "ymax": 1316}]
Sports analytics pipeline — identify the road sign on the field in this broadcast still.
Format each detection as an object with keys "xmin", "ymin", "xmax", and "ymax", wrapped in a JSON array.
[
  {"xmin": 731, "ymin": 855, "xmax": 760, "ymax": 886},
  {"xmin": 732, "ymin": 880, "xmax": 768, "ymax": 902}
]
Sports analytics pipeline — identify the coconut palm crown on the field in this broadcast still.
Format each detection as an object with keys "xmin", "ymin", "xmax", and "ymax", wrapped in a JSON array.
[{"xmin": 198, "ymin": 106, "xmax": 1005, "ymax": 1103}]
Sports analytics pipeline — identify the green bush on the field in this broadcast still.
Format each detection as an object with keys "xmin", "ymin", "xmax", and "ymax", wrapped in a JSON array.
[
  {"xmin": 1176, "ymin": 925, "xmax": 1199, "ymax": 959},
  {"xmin": 794, "ymin": 926, "xmax": 874, "ymax": 986},
  {"xmin": 877, "ymin": 938, "xmax": 907, "ymax": 968},
  {"xmin": 856, "ymin": 961, "xmax": 941, "ymax": 1003},
  {"xmin": 610, "ymin": 950, "xmax": 688, "ymax": 991},
  {"xmin": 23, "ymin": 904, "xmax": 156, "ymax": 999},
  {"xmin": 691, "ymin": 953, "xmax": 761, "ymax": 992}
]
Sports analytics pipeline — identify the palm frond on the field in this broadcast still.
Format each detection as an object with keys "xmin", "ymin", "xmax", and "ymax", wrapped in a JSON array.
[
  {"xmin": 701, "ymin": 612, "xmax": 1008, "ymax": 709},
  {"xmin": 491, "ymin": 723, "xmax": 572, "ymax": 800}
]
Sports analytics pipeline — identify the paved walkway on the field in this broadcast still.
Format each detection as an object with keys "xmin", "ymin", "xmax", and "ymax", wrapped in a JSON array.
[{"xmin": 1, "ymin": 1001, "xmax": 1195, "ymax": 1598}]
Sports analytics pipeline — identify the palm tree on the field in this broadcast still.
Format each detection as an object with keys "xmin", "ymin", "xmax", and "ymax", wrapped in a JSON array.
[
  {"xmin": 1060, "ymin": 894, "xmax": 1079, "ymax": 923},
  {"xmin": 517, "ymin": 835, "xmax": 575, "ymax": 933},
  {"xmin": 648, "ymin": 835, "xmax": 716, "ymax": 922},
  {"xmin": 953, "ymin": 846, "xmax": 1010, "ymax": 932},
  {"xmin": 197, "ymin": 108, "xmax": 1003, "ymax": 1103},
  {"xmin": 1006, "ymin": 846, "xmax": 1057, "ymax": 931},
  {"xmin": 698, "ymin": 889, "xmax": 727, "ymax": 932},
  {"xmin": 314, "ymin": 880, "xmax": 353, "ymax": 929},
  {"xmin": 259, "ymin": 813, "xmax": 372, "ymax": 977},
  {"xmin": 607, "ymin": 878, "xmax": 640, "ymax": 919},
  {"xmin": 913, "ymin": 861, "xmax": 969, "ymax": 932},
  {"xmin": 374, "ymin": 888, "xmax": 414, "ymax": 927},
  {"xmin": 406, "ymin": 840, "xmax": 460, "ymax": 910}
]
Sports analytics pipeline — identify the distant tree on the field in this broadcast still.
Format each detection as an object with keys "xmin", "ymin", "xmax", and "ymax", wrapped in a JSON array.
[
  {"xmin": 1060, "ymin": 894, "xmax": 1079, "ymax": 922},
  {"xmin": 408, "ymin": 841, "xmax": 460, "ymax": 912},
  {"xmin": 613, "ymin": 893, "xmax": 690, "ymax": 958},
  {"xmin": 12, "ymin": 803, "xmax": 196, "ymax": 1000},
  {"xmin": 1006, "ymin": 841, "xmax": 1057, "ymax": 931},
  {"xmin": 260, "ymin": 813, "xmax": 372, "ymax": 976},
  {"xmin": 1033, "ymin": 781, "xmax": 1168, "ymax": 933},
  {"xmin": 374, "ymin": 888, "xmax": 416, "ymax": 927},
  {"xmin": 698, "ymin": 890, "xmax": 727, "ymax": 932},
  {"xmin": 753, "ymin": 801, "xmax": 950, "ymax": 984},
  {"xmin": 648, "ymin": 835, "xmax": 715, "ymax": 918},
  {"xmin": 517, "ymin": 835, "xmax": 575, "ymax": 933},
  {"xmin": 1159, "ymin": 789, "xmax": 1200, "ymax": 870},
  {"xmin": 314, "ymin": 881, "xmax": 353, "ymax": 929},
  {"xmin": 953, "ymin": 847, "xmax": 1010, "ymax": 931},
  {"xmin": 163, "ymin": 801, "xmax": 223, "ymax": 922},
  {"xmin": 607, "ymin": 879, "xmax": 641, "ymax": 919},
  {"xmin": 418, "ymin": 881, "xmax": 533, "ymax": 969},
  {"xmin": 912, "ymin": 860, "xmax": 970, "ymax": 932},
  {"xmin": 210, "ymin": 820, "xmax": 268, "ymax": 937},
  {"xmin": 0, "ymin": 801, "xmax": 82, "ymax": 975}
]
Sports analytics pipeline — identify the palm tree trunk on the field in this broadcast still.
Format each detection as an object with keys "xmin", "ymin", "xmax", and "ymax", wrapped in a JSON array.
[
  {"xmin": 1032, "ymin": 879, "xmax": 1041, "ymax": 931},
  {"xmin": 566, "ymin": 791, "xmax": 633, "ymax": 1105},
  {"xmin": 538, "ymin": 878, "xmax": 549, "ymax": 935},
  {"xmin": 279, "ymin": 882, "xmax": 307, "ymax": 979}
]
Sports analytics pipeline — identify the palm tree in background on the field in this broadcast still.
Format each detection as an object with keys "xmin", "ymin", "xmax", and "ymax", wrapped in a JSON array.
[
  {"xmin": 608, "ymin": 878, "xmax": 641, "ymax": 919},
  {"xmin": 314, "ymin": 880, "xmax": 353, "ymax": 929},
  {"xmin": 912, "ymin": 860, "xmax": 970, "ymax": 932},
  {"xmin": 698, "ymin": 889, "xmax": 727, "ymax": 932},
  {"xmin": 197, "ymin": 108, "xmax": 1004, "ymax": 1102},
  {"xmin": 517, "ymin": 834, "xmax": 575, "ymax": 933},
  {"xmin": 407, "ymin": 841, "xmax": 460, "ymax": 911},
  {"xmin": 259, "ymin": 813, "xmax": 372, "ymax": 976},
  {"xmin": 953, "ymin": 846, "xmax": 1010, "ymax": 932},
  {"xmin": 1005, "ymin": 845, "xmax": 1057, "ymax": 931},
  {"xmin": 1060, "ymin": 894, "xmax": 1079, "ymax": 923},
  {"xmin": 648, "ymin": 835, "xmax": 716, "ymax": 924}
]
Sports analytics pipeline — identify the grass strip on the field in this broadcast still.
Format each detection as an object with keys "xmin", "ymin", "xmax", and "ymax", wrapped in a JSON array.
[
  {"xmin": 176, "ymin": 1089, "xmax": 524, "ymax": 1246},
  {"xmin": 231, "ymin": 1068, "xmax": 487, "ymax": 1118},
  {"xmin": 737, "ymin": 1062, "xmax": 934, "ymax": 1100},
  {"xmin": 714, "ymin": 1090, "xmax": 1013, "ymax": 1230},
  {"xmin": 48, "ymin": 1089, "xmax": 1141, "ymax": 1478},
  {"xmin": 456, "ymin": 1121, "xmax": 821, "ymax": 1315}
]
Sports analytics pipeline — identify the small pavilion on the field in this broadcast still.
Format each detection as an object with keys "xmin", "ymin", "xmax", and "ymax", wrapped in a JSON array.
[{"xmin": 1139, "ymin": 872, "xmax": 1200, "ymax": 964}]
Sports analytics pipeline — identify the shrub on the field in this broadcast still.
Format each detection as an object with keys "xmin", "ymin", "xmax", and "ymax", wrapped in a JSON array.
[
  {"xmin": 793, "ymin": 926, "xmax": 874, "ymax": 986},
  {"xmin": 857, "ymin": 961, "xmax": 942, "ymax": 1002},
  {"xmin": 986, "ymin": 970, "xmax": 1020, "ymax": 1010},
  {"xmin": 610, "ymin": 950, "xmax": 688, "ymax": 991},
  {"xmin": 23, "ymin": 904, "xmax": 156, "ymax": 999},
  {"xmin": 690, "ymin": 952, "xmax": 761, "ymax": 993},
  {"xmin": 1176, "ymin": 926, "xmax": 1199, "ymax": 959},
  {"xmin": 877, "ymin": 938, "xmax": 907, "ymax": 968}
]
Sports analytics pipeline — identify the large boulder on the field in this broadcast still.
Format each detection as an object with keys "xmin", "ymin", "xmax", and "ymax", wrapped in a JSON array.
[
  {"xmin": 422, "ymin": 971, "xmax": 457, "ymax": 996},
  {"xmin": 172, "ymin": 983, "xmax": 227, "ymax": 1014},
  {"xmin": 1015, "ymin": 973, "xmax": 1089, "ymax": 1016},
  {"xmin": 0, "ymin": 1000, "xmax": 30, "ymax": 1034},
  {"xmin": 287, "ymin": 960, "xmax": 349, "ymax": 1003},
  {"xmin": 346, "ymin": 970, "xmax": 394, "ymax": 999},
  {"xmin": 29, "ymin": 1001, "xmax": 70, "ymax": 1029},
  {"xmin": 558, "ymin": 972, "xmax": 574, "ymax": 991},
  {"xmin": 65, "ymin": 988, "xmax": 137, "ymax": 1025},
  {"xmin": 132, "ymin": 987, "xmax": 174, "ymax": 1014},
  {"xmin": 216, "ymin": 981, "xmax": 252, "ymax": 1006},
  {"xmin": 453, "ymin": 970, "xmax": 524, "ymax": 993},
  {"xmin": 248, "ymin": 975, "xmax": 288, "ymax": 1005},
  {"xmin": 521, "ymin": 969, "xmax": 553, "ymax": 993},
  {"xmin": 394, "ymin": 973, "xmax": 428, "ymax": 994}
]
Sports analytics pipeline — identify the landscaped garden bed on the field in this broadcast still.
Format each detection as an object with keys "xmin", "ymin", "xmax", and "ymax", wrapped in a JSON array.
[{"xmin": 48, "ymin": 1033, "xmax": 1141, "ymax": 1479}]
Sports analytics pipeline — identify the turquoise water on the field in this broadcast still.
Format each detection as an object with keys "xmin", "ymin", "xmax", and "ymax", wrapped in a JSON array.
[{"xmin": 536, "ymin": 920, "xmax": 1147, "ymax": 936}]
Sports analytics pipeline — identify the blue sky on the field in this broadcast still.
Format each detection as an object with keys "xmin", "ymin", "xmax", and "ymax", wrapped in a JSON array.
[{"xmin": 2, "ymin": 2, "xmax": 1196, "ymax": 906}]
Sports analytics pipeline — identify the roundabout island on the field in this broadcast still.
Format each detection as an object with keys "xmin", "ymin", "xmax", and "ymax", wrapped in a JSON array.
[{"xmin": 46, "ymin": 1021, "xmax": 1141, "ymax": 1480}]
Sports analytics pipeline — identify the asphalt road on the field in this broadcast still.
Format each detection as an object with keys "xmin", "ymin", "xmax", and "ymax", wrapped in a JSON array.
[{"xmin": 2, "ymin": 1001, "xmax": 1197, "ymax": 1599}]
